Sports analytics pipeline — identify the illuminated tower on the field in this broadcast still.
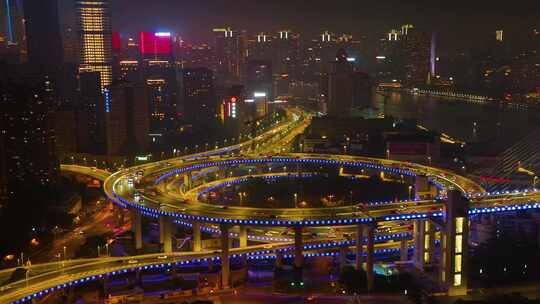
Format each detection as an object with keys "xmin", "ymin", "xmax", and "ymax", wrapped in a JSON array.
[
  {"xmin": 75, "ymin": 0, "xmax": 112, "ymax": 91},
  {"xmin": 430, "ymin": 32, "xmax": 436, "ymax": 78},
  {"xmin": 2, "ymin": 0, "xmax": 24, "ymax": 44}
]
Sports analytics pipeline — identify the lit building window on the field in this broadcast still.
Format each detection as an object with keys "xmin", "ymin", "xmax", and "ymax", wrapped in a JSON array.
[
  {"xmin": 455, "ymin": 217, "xmax": 464, "ymax": 234},
  {"xmin": 454, "ymin": 254, "xmax": 462, "ymax": 273},
  {"xmin": 455, "ymin": 235, "xmax": 463, "ymax": 254},
  {"xmin": 453, "ymin": 274, "xmax": 462, "ymax": 286}
]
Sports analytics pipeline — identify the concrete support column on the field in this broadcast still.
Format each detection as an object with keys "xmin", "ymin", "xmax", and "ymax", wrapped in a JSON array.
[
  {"xmin": 239, "ymin": 226, "xmax": 248, "ymax": 248},
  {"xmin": 131, "ymin": 209, "xmax": 142, "ymax": 250},
  {"xmin": 366, "ymin": 225, "xmax": 375, "ymax": 292},
  {"xmin": 192, "ymin": 222, "xmax": 202, "ymax": 252},
  {"xmin": 400, "ymin": 238, "xmax": 409, "ymax": 262},
  {"xmin": 159, "ymin": 216, "xmax": 173, "ymax": 253},
  {"xmin": 355, "ymin": 224, "xmax": 364, "ymax": 270},
  {"xmin": 220, "ymin": 223, "xmax": 230, "ymax": 289},
  {"xmin": 441, "ymin": 190, "xmax": 469, "ymax": 296},
  {"xmin": 339, "ymin": 246, "xmax": 348, "ymax": 270},
  {"xmin": 413, "ymin": 219, "xmax": 426, "ymax": 269},
  {"xmin": 294, "ymin": 226, "xmax": 303, "ymax": 268},
  {"xmin": 275, "ymin": 251, "xmax": 284, "ymax": 268}
]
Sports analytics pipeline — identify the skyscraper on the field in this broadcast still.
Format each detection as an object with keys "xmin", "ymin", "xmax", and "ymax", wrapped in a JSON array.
[
  {"xmin": 326, "ymin": 49, "xmax": 372, "ymax": 115},
  {"xmin": 181, "ymin": 67, "xmax": 216, "ymax": 122},
  {"xmin": 213, "ymin": 27, "xmax": 246, "ymax": 83},
  {"xmin": 327, "ymin": 49, "xmax": 354, "ymax": 115},
  {"xmin": 75, "ymin": 0, "xmax": 112, "ymax": 91},
  {"xmin": 401, "ymin": 26, "xmax": 430, "ymax": 85},
  {"xmin": 23, "ymin": 0, "xmax": 63, "ymax": 69}
]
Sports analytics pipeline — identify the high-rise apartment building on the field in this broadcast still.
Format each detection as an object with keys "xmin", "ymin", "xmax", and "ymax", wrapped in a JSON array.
[{"xmin": 75, "ymin": 0, "xmax": 112, "ymax": 91}]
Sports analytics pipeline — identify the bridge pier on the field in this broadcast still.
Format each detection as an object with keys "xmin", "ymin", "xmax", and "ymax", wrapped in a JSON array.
[
  {"xmin": 400, "ymin": 238, "xmax": 409, "ymax": 262},
  {"xmin": 366, "ymin": 225, "xmax": 375, "ymax": 292},
  {"xmin": 355, "ymin": 223, "xmax": 364, "ymax": 270},
  {"xmin": 159, "ymin": 216, "xmax": 173, "ymax": 253},
  {"xmin": 440, "ymin": 190, "xmax": 469, "ymax": 296},
  {"xmin": 220, "ymin": 223, "xmax": 230, "ymax": 289},
  {"xmin": 192, "ymin": 222, "xmax": 202, "ymax": 252},
  {"xmin": 131, "ymin": 209, "xmax": 143, "ymax": 251},
  {"xmin": 239, "ymin": 226, "xmax": 248, "ymax": 248},
  {"xmin": 339, "ymin": 246, "xmax": 348, "ymax": 270},
  {"xmin": 275, "ymin": 250, "xmax": 284, "ymax": 268},
  {"xmin": 294, "ymin": 226, "xmax": 303, "ymax": 268}
]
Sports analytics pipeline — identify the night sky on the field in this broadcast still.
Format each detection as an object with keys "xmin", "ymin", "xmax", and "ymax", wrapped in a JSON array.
[{"xmin": 61, "ymin": 0, "xmax": 539, "ymax": 51}]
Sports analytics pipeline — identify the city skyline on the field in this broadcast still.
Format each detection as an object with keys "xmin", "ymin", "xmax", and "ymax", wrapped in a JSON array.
[{"xmin": 97, "ymin": 0, "xmax": 540, "ymax": 51}]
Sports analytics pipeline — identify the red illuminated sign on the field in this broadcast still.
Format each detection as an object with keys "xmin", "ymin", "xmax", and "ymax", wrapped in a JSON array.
[
  {"xmin": 140, "ymin": 32, "xmax": 172, "ymax": 56},
  {"xmin": 112, "ymin": 32, "xmax": 121, "ymax": 51}
]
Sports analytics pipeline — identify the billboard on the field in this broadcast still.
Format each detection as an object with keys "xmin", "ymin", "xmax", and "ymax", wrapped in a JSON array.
[{"xmin": 140, "ymin": 32, "xmax": 172, "ymax": 56}]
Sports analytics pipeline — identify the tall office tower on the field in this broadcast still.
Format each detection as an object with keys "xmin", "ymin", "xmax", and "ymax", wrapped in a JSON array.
[
  {"xmin": 326, "ymin": 48, "xmax": 371, "ymax": 115},
  {"xmin": 274, "ymin": 30, "xmax": 300, "ymax": 78},
  {"xmin": 246, "ymin": 60, "xmax": 273, "ymax": 99},
  {"xmin": 245, "ymin": 60, "xmax": 272, "ymax": 118},
  {"xmin": 22, "ymin": 0, "xmax": 63, "ymax": 69},
  {"xmin": 376, "ymin": 31, "xmax": 403, "ymax": 82},
  {"xmin": 213, "ymin": 27, "xmax": 245, "ymax": 83},
  {"xmin": 327, "ymin": 49, "xmax": 354, "ymax": 115},
  {"xmin": 401, "ymin": 25, "xmax": 431, "ymax": 85},
  {"xmin": 75, "ymin": 0, "xmax": 112, "ymax": 91},
  {"xmin": 181, "ymin": 68, "xmax": 216, "ymax": 123},
  {"xmin": 106, "ymin": 82, "xmax": 149, "ymax": 156},
  {"xmin": 139, "ymin": 32, "xmax": 179, "ymax": 134},
  {"xmin": 248, "ymin": 32, "xmax": 273, "ymax": 62},
  {"xmin": 0, "ymin": 70, "xmax": 59, "ymax": 196},
  {"xmin": 143, "ymin": 62, "xmax": 179, "ymax": 134}
]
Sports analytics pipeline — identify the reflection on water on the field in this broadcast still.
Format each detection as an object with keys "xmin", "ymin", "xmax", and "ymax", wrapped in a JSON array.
[{"xmin": 372, "ymin": 92, "xmax": 540, "ymax": 152}]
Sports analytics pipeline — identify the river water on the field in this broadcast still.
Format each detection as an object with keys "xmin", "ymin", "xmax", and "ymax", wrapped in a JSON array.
[{"xmin": 371, "ymin": 92, "xmax": 540, "ymax": 152}]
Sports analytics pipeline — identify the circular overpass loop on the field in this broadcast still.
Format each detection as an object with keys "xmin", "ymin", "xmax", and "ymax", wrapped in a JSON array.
[{"xmin": 106, "ymin": 153, "xmax": 484, "ymax": 226}]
